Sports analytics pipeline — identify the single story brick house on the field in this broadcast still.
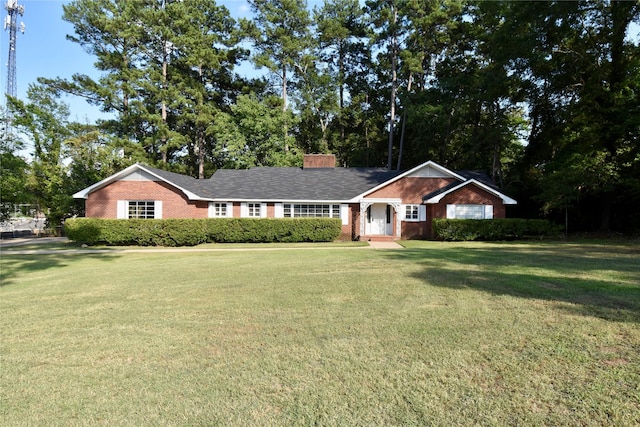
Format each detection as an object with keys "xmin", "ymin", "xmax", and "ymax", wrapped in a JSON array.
[{"xmin": 73, "ymin": 154, "xmax": 516, "ymax": 240}]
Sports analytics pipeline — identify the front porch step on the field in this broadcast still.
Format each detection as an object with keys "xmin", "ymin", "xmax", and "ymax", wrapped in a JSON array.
[{"xmin": 364, "ymin": 235, "xmax": 398, "ymax": 242}]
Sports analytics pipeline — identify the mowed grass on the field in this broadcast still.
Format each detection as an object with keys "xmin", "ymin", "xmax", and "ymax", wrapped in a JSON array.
[{"xmin": 1, "ymin": 241, "xmax": 639, "ymax": 426}]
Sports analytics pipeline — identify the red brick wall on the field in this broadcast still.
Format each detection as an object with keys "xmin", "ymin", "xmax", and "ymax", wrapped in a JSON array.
[
  {"xmin": 367, "ymin": 177, "xmax": 456, "ymax": 203},
  {"xmin": 232, "ymin": 202, "xmax": 241, "ymax": 218},
  {"xmin": 402, "ymin": 221, "xmax": 429, "ymax": 240},
  {"xmin": 432, "ymin": 186, "xmax": 506, "ymax": 219},
  {"xmin": 85, "ymin": 181, "xmax": 208, "ymax": 218}
]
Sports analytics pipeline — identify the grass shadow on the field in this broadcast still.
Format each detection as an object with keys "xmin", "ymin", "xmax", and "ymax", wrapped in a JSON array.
[
  {"xmin": 0, "ymin": 252, "xmax": 122, "ymax": 288},
  {"xmin": 389, "ymin": 241, "xmax": 640, "ymax": 323}
]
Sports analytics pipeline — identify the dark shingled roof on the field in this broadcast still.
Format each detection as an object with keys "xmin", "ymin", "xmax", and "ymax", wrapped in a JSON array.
[
  {"xmin": 206, "ymin": 167, "xmax": 404, "ymax": 200},
  {"xmin": 455, "ymin": 170, "xmax": 498, "ymax": 189},
  {"xmin": 421, "ymin": 170, "xmax": 498, "ymax": 202},
  {"xmin": 139, "ymin": 164, "xmax": 499, "ymax": 202},
  {"xmin": 140, "ymin": 165, "xmax": 215, "ymax": 198}
]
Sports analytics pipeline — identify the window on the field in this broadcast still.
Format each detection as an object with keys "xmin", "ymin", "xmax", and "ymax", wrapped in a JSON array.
[
  {"xmin": 283, "ymin": 204, "xmax": 340, "ymax": 218},
  {"xmin": 211, "ymin": 202, "xmax": 228, "ymax": 218},
  {"xmin": 240, "ymin": 203, "xmax": 266, "ymax": 218},
  {"xmin": 128, "ymin": 201, "xmax": 155, "ymax": 219},
  {"xmin": 402, "ymin": 204, "xmax": 425, "ymax": 222},
  {"xmin": 247, "ymin": 203, "xmax": 261, "ymax": 217},
  {"xmin": 117, "ymin": 200, "xmax": 162, "ymax": 219},
  {"xmin": 446, "ymin": 204, "xmax": 493, "ymax": 219},
  {"xmin": 405, "ymin": 205, "xmax": 419, "ymax": 221}
]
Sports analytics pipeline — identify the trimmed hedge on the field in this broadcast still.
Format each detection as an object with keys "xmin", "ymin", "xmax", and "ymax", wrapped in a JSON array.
[
  {"xmin": 432, "ymin": 218, "xmax": 562, "ymax": 241},
  {"xmin": 65, "ymin": 217, "xmax": 342, "ymax": 246}
]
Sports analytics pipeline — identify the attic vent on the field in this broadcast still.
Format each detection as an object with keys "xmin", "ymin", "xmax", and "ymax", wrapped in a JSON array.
[{"xmin": 303, "ymin": 154, "xmax": 336, "ymax": 169}]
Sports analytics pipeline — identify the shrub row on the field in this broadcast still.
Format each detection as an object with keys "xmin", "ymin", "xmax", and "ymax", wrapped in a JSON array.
[
  {"xmin": 432, "ymin": 218, "xmax": 562, "ymax": 241},
  {"xmin": 65, "ymin": 218, "xmax": 342, "ymax": 246}
]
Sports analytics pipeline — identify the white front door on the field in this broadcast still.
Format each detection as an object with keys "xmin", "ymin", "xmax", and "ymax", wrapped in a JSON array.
[{"xmin": 366, "ymin": 203, "xmax": 392, "ymax": 235}]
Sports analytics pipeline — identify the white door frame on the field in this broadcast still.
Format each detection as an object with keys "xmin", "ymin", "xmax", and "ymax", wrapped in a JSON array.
[{"xmin": 359, "ymin": 199, "xmax": 402, "ymax": 238}]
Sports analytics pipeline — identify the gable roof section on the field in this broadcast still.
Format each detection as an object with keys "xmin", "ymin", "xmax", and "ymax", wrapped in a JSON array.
[
  {"xmin": 72, "ymin": 163, "xmax": 210, "ymax": 200},
  {"xmin": 422, "ymin": 179, "xmax": 517, "ymax": 205},
  {"xmin": 208, "ymin": 167, "xmax": 404, "ymax": 201},
  {"xmin": 355, "ymin": 161, "xmax": 466, "ymax": 199}
]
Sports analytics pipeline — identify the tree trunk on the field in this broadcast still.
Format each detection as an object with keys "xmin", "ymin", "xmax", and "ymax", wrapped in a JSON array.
[
  {"xmin": 198, "ymin": 66, "xmax": 205, "ymax": 179},
  {"xmin": 397, "ymin": 73, "xmax": 413, "ymax": 170},
  {"xmin": 161, "ymin": 50, "xmax": 168, "ymax": 165},
  {"xmin": 197, "ymin": 129, "xmax": 205, "ymax": 179},
  {"xmin": 282, "ymin": 64, "xmax": 287, "ymax": 112},
  {"xmin": 282, "ymin": 65, "xmax": 289, "ymax": 151},
  {"xmin": 339, "ymin": 43, "xmax": 346, "ymax": 147},
  {"xmin": 387, "ymin": 3, "xmax": 398, "ymax": 170}
]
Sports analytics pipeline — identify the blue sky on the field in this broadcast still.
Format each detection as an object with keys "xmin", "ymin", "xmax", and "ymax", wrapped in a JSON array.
[{"xmin": 0, "ymin": 0, "xmax": 254, "ymax": 123}]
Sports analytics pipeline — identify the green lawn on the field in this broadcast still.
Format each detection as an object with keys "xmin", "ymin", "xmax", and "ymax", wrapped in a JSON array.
[{"xmin": 1, "ymin": 240, "xmax": 639, "ymax": 426}]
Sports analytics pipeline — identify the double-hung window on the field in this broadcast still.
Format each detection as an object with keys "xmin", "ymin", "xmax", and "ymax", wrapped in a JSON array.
[
  {"xmin": 247, "ymin": 203, "xmax": 261, "ymax": 217},
  {"xmin": 210, "ymin": 202, "xmax": 231, "ymax": 218},
  {"xmin": 240, "ymin": 202, "xmax": 266, "ymax": 218},
  {"xmin": 402, "ymin": 204, "xmax": 425, "ymax": 222},
  {"xmin": 405, "ymin": 205, "xmax": 419, "ymax": 221}
]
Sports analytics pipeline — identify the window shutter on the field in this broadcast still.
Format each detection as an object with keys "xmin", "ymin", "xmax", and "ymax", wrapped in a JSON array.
[
  {"xmin": 240, "ymin": 203, "xmax": 248, "ymax": 217},
  {"xmin": 419, "ymin": 205, "xmax": 427, "ymax": 222},
  {"xmin": 208, "ymin": 202, "xmax": 214, "ymax": 218},
  {"xmin": 340, "ymin": 204, "xmax": 349, "ymax": 225},
  {"xmin": 226, "ymin": 203, "xmax": 233, "ymax": 218},
  {"xmin": 484, "ymin": 205, "xmax": 493, "ymax": 219},
  {"xmin": 117, "ymin": 200, "xmax": 127, "ymax": 219},
  {"xmin": 274, "ymin": 203, "xmax": 283, "ymax": 218},
  {"xmin": 260, "ymin": 203, "xmax": 267, "ymax": 218},
  {"xmin": 446, "ymin": 204, "xmax": 456, "ymax": 219},
  {"xmin": 154, "ymin": 201, "xmax": 163, "ymax": 219}
]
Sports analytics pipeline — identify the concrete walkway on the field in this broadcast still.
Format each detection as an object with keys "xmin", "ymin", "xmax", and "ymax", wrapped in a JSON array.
[{"xmin": 366, "ymin": 240, "xmax": 404, "ymax": 249}]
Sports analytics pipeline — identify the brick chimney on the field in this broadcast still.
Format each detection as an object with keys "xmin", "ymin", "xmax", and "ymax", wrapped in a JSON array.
[{"xmin": 303, "ymin": 154, "xmax": 336, "ymax": 169}]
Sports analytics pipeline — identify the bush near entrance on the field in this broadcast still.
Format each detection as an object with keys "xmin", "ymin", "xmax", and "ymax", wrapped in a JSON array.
[{"xmin": 65, "ymin": 217, "xmax": 342, "ymax": 246}]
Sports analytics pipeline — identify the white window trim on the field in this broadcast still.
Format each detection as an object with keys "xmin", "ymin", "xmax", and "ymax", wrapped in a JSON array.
[
  {"xmin": 117, "ymin": 200, "xmax": 161, "ymax": 219},
  {"xmin": 340, "ymin": 204, "xmax": 349, "ymax": 226},
  {"xmin": 274, "ymin": 203, "xmax": 284, "ymax": 218},
  {"xmin": 209, "ymin": 202, "xmax": 233, "ymax": 218},
  {"xmin": 402, "ymin": 204, "xmax": 426, "ymax": 222},
  {"xmin": 117, "ymin": 200, "xmax": 127, "ymax": 219},
  {"xmin": 446, "ymin": 204, "xmax": 493, "ymax": 220},
  {"xmin": 241, "ymin": 202, "xmax": 266, "ymax": 218},
  {"xmin": 281, "ymin": 203, "xmax": 346, "ymax": 224}
]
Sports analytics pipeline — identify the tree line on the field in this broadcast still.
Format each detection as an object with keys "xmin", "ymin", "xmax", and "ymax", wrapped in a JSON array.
[{"xmin": 1, "ymin": 0, "xmax": 639, "ymax": 233}]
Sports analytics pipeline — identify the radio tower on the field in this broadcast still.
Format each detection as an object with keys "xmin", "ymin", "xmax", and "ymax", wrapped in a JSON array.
[{"xmin": 4, "ymin": 0, "xmax": 24, "ymax": 137}]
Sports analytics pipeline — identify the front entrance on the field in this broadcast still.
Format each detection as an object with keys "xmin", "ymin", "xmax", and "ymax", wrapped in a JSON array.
[{"xmin": 365, "ymin": 203, "xmax": 393, "ymax": 235}]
